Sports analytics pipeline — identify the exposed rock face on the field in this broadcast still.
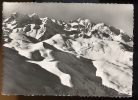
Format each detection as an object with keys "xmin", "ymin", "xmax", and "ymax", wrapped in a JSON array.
[{"xmin": 2, "ymin": 12, "xmax": 133, "ymax": 96}]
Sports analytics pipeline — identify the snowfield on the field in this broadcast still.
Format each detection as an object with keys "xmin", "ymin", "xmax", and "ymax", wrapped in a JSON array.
[{"xmin": 2, "ymin": 12, "xmax": 133, "ymax": 96}]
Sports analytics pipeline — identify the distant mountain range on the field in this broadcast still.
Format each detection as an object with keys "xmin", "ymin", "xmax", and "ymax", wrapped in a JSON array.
[{"xmin": 2, "ymin": 12, "xmax": 133, "ymax": 96}]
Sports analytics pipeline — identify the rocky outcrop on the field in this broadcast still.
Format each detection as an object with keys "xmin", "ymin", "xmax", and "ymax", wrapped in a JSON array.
[{"xmin": 2, "ymin": 12, "xmax": 133, "ymax": 96}]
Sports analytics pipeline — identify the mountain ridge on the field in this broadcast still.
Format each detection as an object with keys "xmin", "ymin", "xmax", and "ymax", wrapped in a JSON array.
[{"xmin": 2, "ymin": 12, "xmax": 133, "ymax": 96}]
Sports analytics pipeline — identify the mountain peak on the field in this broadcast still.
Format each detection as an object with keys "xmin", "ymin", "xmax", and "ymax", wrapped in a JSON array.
[
  {"xmin": 77, "ymin": 18, "xmax": 82, "ymax": 22},
  {"xmin": 3, "ymin": 13, "xmax": 132, "ymax": 43},
  {"xmin": 11, "ymin": 11, "xmax": 20, "ymax": 18},
  {"xmin": 13, "ymin": 11, "xmax": 20, "ymax": 15},
  {"xmin": 30, "ymin": 13, "xmax": 38, "ymax": 16},
  {"xmin": 85, "ymin": 19, "xmax": 91, "ymax": 22},
  {"xmin": 2, "ymin": 12, "xmax": 133, "ymax": 96}
]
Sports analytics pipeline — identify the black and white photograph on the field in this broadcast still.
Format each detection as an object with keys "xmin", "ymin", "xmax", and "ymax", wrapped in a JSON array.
[{"xmin": 2, "ymin": 3, "xmax": 133, "ymax": 96}]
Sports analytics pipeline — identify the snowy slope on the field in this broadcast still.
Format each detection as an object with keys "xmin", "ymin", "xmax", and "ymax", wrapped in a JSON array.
[{"xmin": 2, "ymin": 12, "xmax": 133, "ymax": 96}]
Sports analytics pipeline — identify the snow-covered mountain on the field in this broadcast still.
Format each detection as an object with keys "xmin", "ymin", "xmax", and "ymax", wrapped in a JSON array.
[{"xmin": 2, "ymin": 12, "xmax": 133, "ymax": 96}]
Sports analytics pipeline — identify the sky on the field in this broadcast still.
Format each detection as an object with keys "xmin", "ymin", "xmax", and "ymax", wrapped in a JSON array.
[{"xmin": 3, "ymin": 3, "xmax": 133, "ymax": 35}]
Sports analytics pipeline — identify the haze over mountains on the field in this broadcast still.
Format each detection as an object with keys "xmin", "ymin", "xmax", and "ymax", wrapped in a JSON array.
[{"xmin": 2, "ymin": 12, "xmax": 133, "ymax": 96}]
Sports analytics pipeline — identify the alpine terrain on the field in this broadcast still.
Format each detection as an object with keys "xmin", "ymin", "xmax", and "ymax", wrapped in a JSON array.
[{"xmin": 2, "ymin": 12, "xmax": 133, "ymax": 96}]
